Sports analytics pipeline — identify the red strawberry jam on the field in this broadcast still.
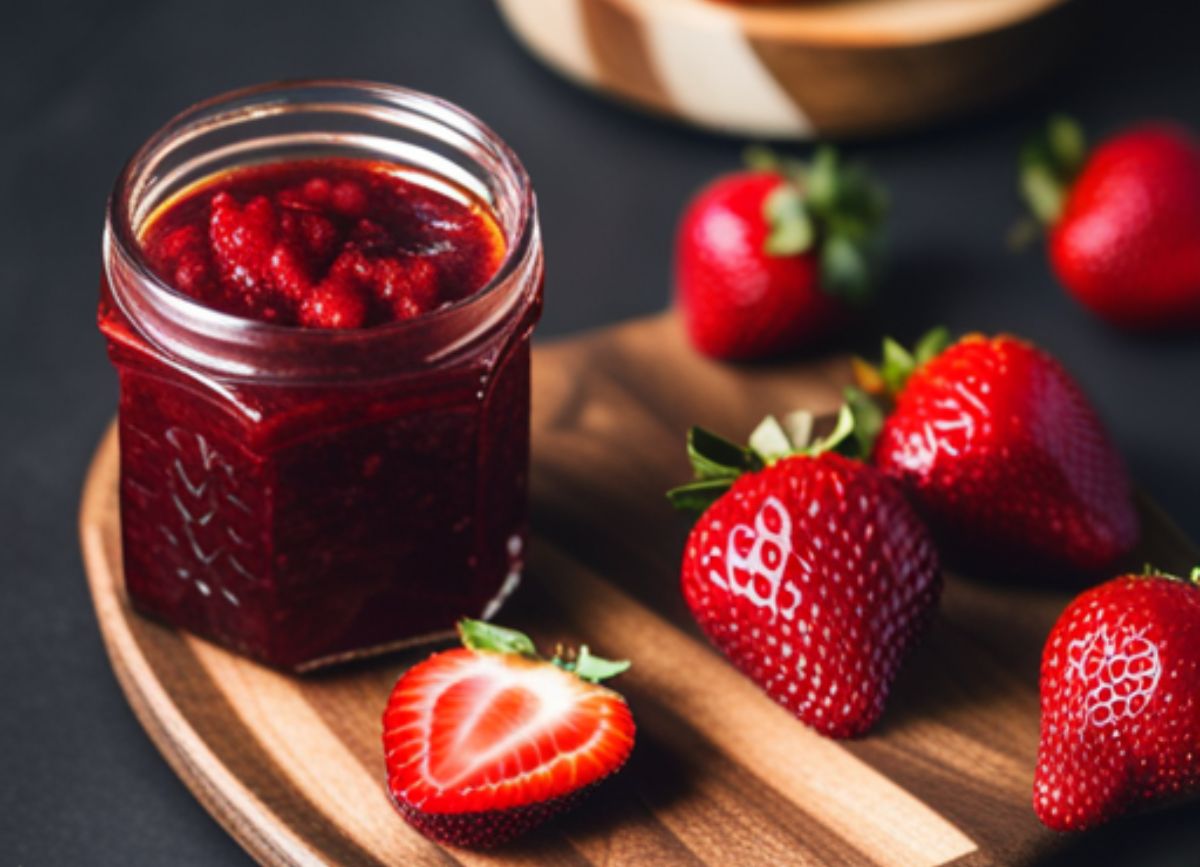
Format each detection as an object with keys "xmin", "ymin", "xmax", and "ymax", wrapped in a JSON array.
[
  {"xmin": 140, "ymin": 159, "xmax": 504, "ymax": 328},
  {"xmin": 101, "ymin": 141, "xmax": 542, "ymax": 670}
]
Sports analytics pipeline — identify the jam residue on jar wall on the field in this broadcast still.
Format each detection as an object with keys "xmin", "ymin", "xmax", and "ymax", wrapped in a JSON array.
[{"xmin": 139, "ymin": 159, "xmax": 506, "ymax": 329}]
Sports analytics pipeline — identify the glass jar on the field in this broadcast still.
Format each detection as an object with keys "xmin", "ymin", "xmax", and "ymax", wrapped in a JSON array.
[{"xmin": 99, "ymin": 81, "xmax": 543, "ymax": 670}]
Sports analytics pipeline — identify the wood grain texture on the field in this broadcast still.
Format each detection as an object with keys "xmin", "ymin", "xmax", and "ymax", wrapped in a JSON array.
[
  {"xmin": 81, "ymin": 313, "xmax": 1200, "ymax": 866},
  {"xmin": 495, "ymin": 0, "xmax": 1075, "ymax": 139}
]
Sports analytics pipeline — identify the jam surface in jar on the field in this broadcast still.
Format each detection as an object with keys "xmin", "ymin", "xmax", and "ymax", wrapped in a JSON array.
[
  {"xmin": 101, "ymin": 157, "xmax": 537, "ymax": 670},
  {"xmin": 139, "ymin": 158, "xmax": 506, "ymax": 328}
]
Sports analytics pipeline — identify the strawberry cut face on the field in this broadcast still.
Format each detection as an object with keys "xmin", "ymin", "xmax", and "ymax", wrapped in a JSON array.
[{"xmin": 384, "ymin": 648, "xmax": 635, "ymax": 823}]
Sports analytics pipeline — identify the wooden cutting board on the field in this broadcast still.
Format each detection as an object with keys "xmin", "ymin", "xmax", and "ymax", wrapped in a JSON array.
[
  {"xmin": 495, "ymin": 0, "xmax": 1076, "ymax": 138},
  {"xmin": 80, "ymin": 313, "xmax": 1199, "ymax": 866}
]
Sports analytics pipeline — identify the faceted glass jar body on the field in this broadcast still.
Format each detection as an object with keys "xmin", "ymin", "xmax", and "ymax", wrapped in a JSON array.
[{"xmin": 99, "ymin": 82, "xmax": 543, "ymax": 670}]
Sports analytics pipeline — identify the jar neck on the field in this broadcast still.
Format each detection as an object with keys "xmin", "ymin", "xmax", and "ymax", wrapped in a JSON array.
[{"xmin": 103, "ymin": 80, "xmax": 541, "ymax": 384}]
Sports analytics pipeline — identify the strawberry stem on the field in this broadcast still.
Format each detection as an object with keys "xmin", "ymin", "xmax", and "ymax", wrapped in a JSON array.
[{"xmin": 457, "ymin": 619, "xmax": 631, "ymax": 683}]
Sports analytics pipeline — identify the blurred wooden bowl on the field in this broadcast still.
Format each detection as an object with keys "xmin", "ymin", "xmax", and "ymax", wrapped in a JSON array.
[{"xmin": 496, "ymin": 0, "xmax": 1076, "ymax": 139}]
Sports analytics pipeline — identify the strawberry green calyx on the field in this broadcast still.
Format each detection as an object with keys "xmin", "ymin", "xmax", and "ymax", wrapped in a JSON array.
[
  {"xmin": 1020, "ymin": 114, "xmax": 1088, "ymax": 226},
  {"xmin": 842, "ymin": 386, "xmax": 885, "ymax": 461},
  {"xmin": 667, "ymin": 404, "xmax": 856, "ymax": 512},
  {"xmin": 1137, "ymin": 565, "xmax": 1200, "ymax": 587},
  {"xmin": 745, "ymin": 145, "xmax": 887, "ymax": 305},
  {"xmin": 459, "ymin": 618, "xmax": 538, "ymax": 656},
  {"xmin": 844, "ymin": 326, "xmax": 952, "ymax": 457},
  {"xmin": 457, "ymin": 619, "xmax": 631, "ymax": 683},
  {"xmin": 852, "ymin": 327, "xmax": 952, "ymax": 399}
]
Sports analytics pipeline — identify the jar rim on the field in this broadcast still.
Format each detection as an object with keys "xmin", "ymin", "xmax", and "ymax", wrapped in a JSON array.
[{"xmin": 104, "ymin": 79, "xmax": 538, "ymax": 375}]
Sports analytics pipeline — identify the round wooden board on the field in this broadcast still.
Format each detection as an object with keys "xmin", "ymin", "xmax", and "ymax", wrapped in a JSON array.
[
  {"xmin": 495, "ymin": 0, "xmax": 1076, "ymax": 139},
  {"xmin": 81, "ymin": 313, "xmax": 1199, "ymax": 866}
]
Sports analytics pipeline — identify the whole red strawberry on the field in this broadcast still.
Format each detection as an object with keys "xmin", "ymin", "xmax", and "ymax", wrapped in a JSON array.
[
  {"xmin": 1035, "ymin": 569, "xmax": 1200, "ymax": 831},
  {"xmin": 857, "ymin": 329, "xmax": 1139, "ymax": 578},
  {"xmin": 675, "ymin": 147, "xmax": 887, "ymax": 360},
  {"xmin": 668, "ymin": 407, "xmax": 940, "ymax": 737},
  {"xmin": 1021, "ymin": 116, "xmax": 1200, "ymax": 329},
  {"xmin": 383, "ymin": 620, "xmax": 635, "ymax": 848}
]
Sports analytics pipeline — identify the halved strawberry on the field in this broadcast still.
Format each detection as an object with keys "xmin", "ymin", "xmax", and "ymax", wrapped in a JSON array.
[{"xmin": 382, "ymin": 620, "xmax": 635, "ymax": 848}]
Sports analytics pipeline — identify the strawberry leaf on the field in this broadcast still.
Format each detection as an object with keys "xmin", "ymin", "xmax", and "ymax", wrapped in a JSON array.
[
  {"xmin": 1047, "ymin": 114, "xmax": 1086, "ymax": 175},
  {"xmin": 667, "ymin": 477, "xmax": 735, "ymax": 513},
  {"xmin": 687, "ymin": 427, "xmax": 760, "ymax": 480},
  {"xmin": 781, "ymin": 411, "xmax": 814, "ymax": 453},
  {"xmin": 747, "ymin": 145, "xmax": 886, "ymax": 305},
  {"xmin": 461, "ymin": 620, "xmax": 634, "ymax": 685},
  {"xmin": 672, "ymin": 402, "xmax": 866, "ymax": 512},
  {"xmin": 1140, "ymin": 564, "xmax": 1200, "ymax": 587},
  {"xmin": 820, "ymin": 235, "xmax": 873, "ymax": 304},
  {"xmin": 458, "ymin": 619, "xmax": 537, "ymax": 657},
  {"xmin": 842, "ymin": 386, "xmax": 884, "ymax": 459},
  {"xmin": 1020, "ymin": 114, "xmax": 1087, "ymax": 226},
  {"xmin": 868, "ymin": 327, "xmax": 952, "ymax": 397},
  {"xmin": 743, "ymin": 145, "xmax": 807, "ymax": 180},
  {"xmin": 806, "ymin": 146, "xmax": 840, "ymax": 212},
  {"xmin": 749, "ymin": 415, "xmax": 795, "ymax": 462},
  {"xmin": 1020, "ymin": 163, "xmax": 1066, "ymax": 226},
  {"xmin": 842, "ymin": 327, "xmax": 951, "ymax": 452},
  {"xmin": 914, "ymin": 326, "xmax": 952, "ymax": 365},
  {"xmin": 763, "ymin": 185, "xmax": 815, "ymax": 256},
  {"xmin": 851, "ymin": 356, "xmax": 887, "ymax": 396},
  {"xmin": 744, "ymin": 144, "xmax": 779, "ymax": 173},
  {"xmin": 570, "ymin": 646, "xmax": 631, "ymax": 683},
  {"xmin": 806, "ymin": 403, "xmax": 855, "ymax": 456},
  {"xmin": 881, "ymin": 337, "xmax": 916, "ymax": 393}
]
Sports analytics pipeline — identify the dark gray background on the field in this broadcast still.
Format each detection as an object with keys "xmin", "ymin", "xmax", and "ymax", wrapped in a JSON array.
[{"xmin": 3, "ymin": 1, "xmax": 1199, "ymax": 864}]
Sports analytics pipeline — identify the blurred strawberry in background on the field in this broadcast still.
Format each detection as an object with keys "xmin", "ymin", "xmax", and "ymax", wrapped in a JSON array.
[
  {"xmin": 1021, "ymin": 116, "xmax": 1200, "ymax": 330},
  {"xmin": 675, "ymin": 147, "xmax": 887, "ymax": 360}
]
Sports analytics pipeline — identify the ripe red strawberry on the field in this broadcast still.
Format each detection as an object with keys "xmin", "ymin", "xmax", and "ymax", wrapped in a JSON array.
[
  {"xmin": 675, "ymin": 147, "xmax": 887, "ymax": 360},
  {"xmin": 856, "ymin": 330, "xmax": 1139, "ymax": 578},
  {"xmin": 668, "ymin": 408, "xmax": 940, "ymax": 737},
  {"xmin": 1021, "ymin": 116, "xmax": 1200, "ymax": 329},
  {"xmin": 1035, "ymin": 569, "xmax": 1200, "ymax": 831},
  {"xmin": 383, "ymin": 620, "xmax": 635, "ymax": 848}
]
